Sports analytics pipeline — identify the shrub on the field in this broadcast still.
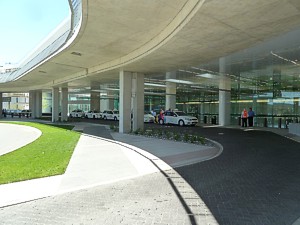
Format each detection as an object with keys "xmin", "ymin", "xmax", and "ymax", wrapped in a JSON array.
[
  {"xmin": 165, "ymin": 131, "xmax": 171, "ymax": 139},
  {"xmin": 183, "ymin": 133, "xmax": 189, "ymax": 142},
  {"xmin": 173, "ymin": 132, "xmax": 181, "ymax": 141},
  {"xmin": 156, "ymin": 129, "xmax": 163, "ymax": 137},
  {"xmin": 197, "ymin": 136, "xmax": 205, "ymax": 145},
  {"xmin": 190, "ymin": 135, "xmax": 197, "ymax": 143},
  {"xmin": 138, "ymin": 129, "xmax": 145, "ymax": 135},
  {"xmin": 145, "ymin": 129, "xmax": 152, "ymax": 136},
  {"xmin": 133, "ymin": 128, "xmax": 140, "ymax": 135}
]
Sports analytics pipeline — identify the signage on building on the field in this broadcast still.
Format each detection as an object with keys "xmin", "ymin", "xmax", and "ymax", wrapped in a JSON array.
[{"xmin": 2, "ymin": 97, "xmax": 11, "ymax": 102}]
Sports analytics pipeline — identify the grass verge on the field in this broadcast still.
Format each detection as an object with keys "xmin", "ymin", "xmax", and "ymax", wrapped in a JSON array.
[{"xmin": 0, "ymin": 122, "xmax": 81, "ymax": 185}]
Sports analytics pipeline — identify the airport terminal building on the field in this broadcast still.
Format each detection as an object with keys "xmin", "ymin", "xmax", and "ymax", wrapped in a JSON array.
[{"xmin": 1, "ymin": 0, "xmax": 300, "ymax": 132}]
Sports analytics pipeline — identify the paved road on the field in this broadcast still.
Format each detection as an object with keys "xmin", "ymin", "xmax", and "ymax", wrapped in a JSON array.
[
  {"xmin": 173, "ymin": 127, "xmax": 300, "ymax": 225},
  {"xmin": 1, "ymin": 120, "xmax": 300, "ymax": 225}
]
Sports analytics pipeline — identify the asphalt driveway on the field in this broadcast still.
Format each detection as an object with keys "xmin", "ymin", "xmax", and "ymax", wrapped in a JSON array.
[{"xmin": 173, "ymin": 127, "xmax": 300, "ymax": 225}]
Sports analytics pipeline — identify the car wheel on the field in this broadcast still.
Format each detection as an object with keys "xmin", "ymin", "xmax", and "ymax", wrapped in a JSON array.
[
  {"xmin": 93, "ymin": 115, "xmax": 96, "ymax": 119},
  {"xmin": 178, "ymin": 120, "xmax": 185, "ymax": 126},
  {"xmin": 104, "ymin": 116, "xmax": 107, "ymax": 120},
  {"xmin": 159, "ymin": 119, "xmax": 164, "ymax": 125},
  {"xmin": 70, "ymin": 114, "xmax": 73, "ymax": 118}
]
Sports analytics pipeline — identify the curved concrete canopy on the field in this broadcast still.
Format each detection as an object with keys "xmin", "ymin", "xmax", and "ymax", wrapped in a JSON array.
[{"xmin": 1, "ymin": 0, "xmax": 300, "ymax": 92}]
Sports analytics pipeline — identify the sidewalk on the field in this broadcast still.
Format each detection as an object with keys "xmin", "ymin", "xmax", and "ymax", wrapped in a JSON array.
[{"xmin": 0, "ymin": 122, "xmax": 221, "ymax": 208}]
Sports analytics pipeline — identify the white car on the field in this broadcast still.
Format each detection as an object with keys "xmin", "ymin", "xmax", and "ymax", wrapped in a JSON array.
[
  {"xmin": 69, "ymin": 109, "xmax": 85, "ymax": 118},
  {"xmin": 85, "ymin": 110, "xmax": 102, "ymax": 119},
  {"xmin": 102, "ymin": 110, "xmax": 119, "ymax": 120},
  {"xmin": 159, "ymin": 110, "xmax": 198, "ymax": 126},
  {"xmin": 144, "ymin": 113, "xmax": 155, "ymax": 123}
]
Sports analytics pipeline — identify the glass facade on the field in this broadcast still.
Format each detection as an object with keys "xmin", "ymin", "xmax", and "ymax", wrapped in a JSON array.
[
  {"xmin": 144, "ymin": 28, "xmax": 300, "ymax": 127},
  {"xmin": 2, "ymin": 93, "xmax": 29, "ymax": 110}
]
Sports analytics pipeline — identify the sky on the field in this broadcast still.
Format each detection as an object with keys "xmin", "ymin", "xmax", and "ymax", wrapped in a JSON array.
[{"xmin": 0, "ymin": 0, "xmax": 70, "ymax": 67}]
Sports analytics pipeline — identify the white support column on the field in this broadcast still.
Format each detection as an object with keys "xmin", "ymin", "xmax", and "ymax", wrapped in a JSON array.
[
  {"xmin": 165, "ymin": 71, "xmax": 177, "ymax": 110},
  {"xmin": 219, "ymin": 57, "xmax": 231, "ymax": 126},
  {"xmin": 132, "ymin": 73, "xmax": 144, "ymax": 131},
  {"xmin": 35, "ymin": 91, "xmax": 42, "ymax": 118},
  {"xmin": 61, "ymin": 87, "xmax": 68, "ymax": 122},
  {"xmin": 52, "ymin": 87, "xmax": 59, "ymax": 122},
  {"xmin": 29, "ymin": 91, "xmax": 37, "ymax": 118},
  {"xmin": 119, "ymin": 70, "xmax": 132, "ymax": 133},
  {"xmin": 0, "ymin": 93, "xmax": 2, "ymax": 118}
]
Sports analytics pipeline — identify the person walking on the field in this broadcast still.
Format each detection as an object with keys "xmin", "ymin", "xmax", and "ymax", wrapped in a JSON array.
[
  {"xmin": 241, "ymin": 108, "xmax": 248, "ymax": 127},
  {"xmin": 248, "ymin": 107, "xmax": 255, "ymax": 127}
]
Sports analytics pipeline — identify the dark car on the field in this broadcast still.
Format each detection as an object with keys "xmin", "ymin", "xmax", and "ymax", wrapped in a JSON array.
[{"xmin": 20, "ymin": 110, "xmax": 32, "ymax": 117}]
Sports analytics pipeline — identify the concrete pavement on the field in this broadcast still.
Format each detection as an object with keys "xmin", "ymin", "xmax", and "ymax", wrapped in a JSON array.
[
  {"xmin": 0, "ymin": 121, "xmax": 220, "ymax": 209},
  {"xmin": 1, "ymin": 119, "xmax": 300, "ymax": 225}
]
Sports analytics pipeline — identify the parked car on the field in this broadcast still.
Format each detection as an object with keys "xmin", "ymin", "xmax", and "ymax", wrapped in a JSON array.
[
  {"xmin": 102, "ymin": 110, "xmax": 119, "ymax": 120},
  {"xmin": 158, "ymin": 110, "xmax": 198, "ymax": 126},
  {"xmin": 20, "ymin": 110, "xmax": 31, "ymax": 117},
  {"xmin": 69, "ymin": 109, "xmax": 85, "ymax": 118},
  {"xmin": 85, "ymin": 110, "xmax": 102, "ymax": 119},
  {"xmin": 6, "ymin": 109, "xmax": 22, "ymax": 117},
  {"xmin": 144, "ymin": 112, "xmax": 155, "ymax": 123}
]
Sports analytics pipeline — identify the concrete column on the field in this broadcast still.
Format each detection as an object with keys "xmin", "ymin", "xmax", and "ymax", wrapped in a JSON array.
[
  {"xmin": 52, "ymin": 87, "xmax": 59, "ymax": 122},
  {"xmin": 132, "ymin": 73, "xmax": 144, "ymax": 131},
  {"xmin": 61, "ymin": 87, "xmax": 68, "ymax": 121},
  {"xmin": 100, "ymin": 85, "xmax": 114, "ymax": 111},
  {"xmin": 219, "ymin": 57, "xmax": 231, "ymax": 126},
  {"xmin": 293, "ymin": 97, "xmax": 299, "ymax": 123},
  {"xmin": 293, "ymin": 98, "xmax": 299, "ymax": 114},
  {"xmin": 119, "ymin": 70, "xmax": 132, "ymax": 133},
  {"xmin": 165, "ymin": 71, "xmax": 176, "ymax": 110},
  {"xmin": 200, "ymin": 92, "xmax": 205, "ymax": 123},
  {"xmin": 36, "ymin": 91, "xmax": 43, "ymax": 118},
  {"xmin": 100, "ymin": 93, "xmax": 114, "ymax": 111},
  {"xmin": 91, "ymin": 82, "xmax": 101, "ymax": 111},
  {"xmin": 0, "ymin": 93, "xmax": 2, "ymax": 118},
  {"xmin": 90, "ymin": 91, "xmax": 100, "ymax": 111},
  {"xmin": 29, "ymin": 91, "xmax": 37, "ymax": 118}
]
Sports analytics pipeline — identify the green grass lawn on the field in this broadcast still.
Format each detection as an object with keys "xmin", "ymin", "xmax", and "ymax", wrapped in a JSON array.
[{"xmin": 0, "ymin": 122, "xmax": 81, "ymax": 184}]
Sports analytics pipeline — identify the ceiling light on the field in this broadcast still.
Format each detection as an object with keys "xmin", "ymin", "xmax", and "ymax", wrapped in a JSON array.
[
  {"xmin": 144, "ymin": 92, "xmax": 165, "ymax": 96},
  {"xmin": 144, "ymin": 82, "xmax": 166, "ymax": 87},
  {"xmin": 196, "ymin": 73, "xmax": 218, "ymax": 79},
  {"xmin": 191, "ymin": 85, "xmax": 206, "ymax": 89},
  {"xmin": 165, "ymin": 79, "xmax": 194, "ymax": 85},
  {"xmin": 104, "ymin": 88, "xmax": 119, "ymax": 91}
]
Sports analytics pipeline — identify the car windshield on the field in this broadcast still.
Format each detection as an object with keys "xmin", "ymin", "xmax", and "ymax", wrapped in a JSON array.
[{"xmin": 174, "ymin": 111, "xmax": 186, "ymax": 116}]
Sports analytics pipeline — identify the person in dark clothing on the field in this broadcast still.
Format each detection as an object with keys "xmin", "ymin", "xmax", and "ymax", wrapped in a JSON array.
[{"xmin": 248, "ymin": 107, "xmax": 255, "ymax": 127}]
